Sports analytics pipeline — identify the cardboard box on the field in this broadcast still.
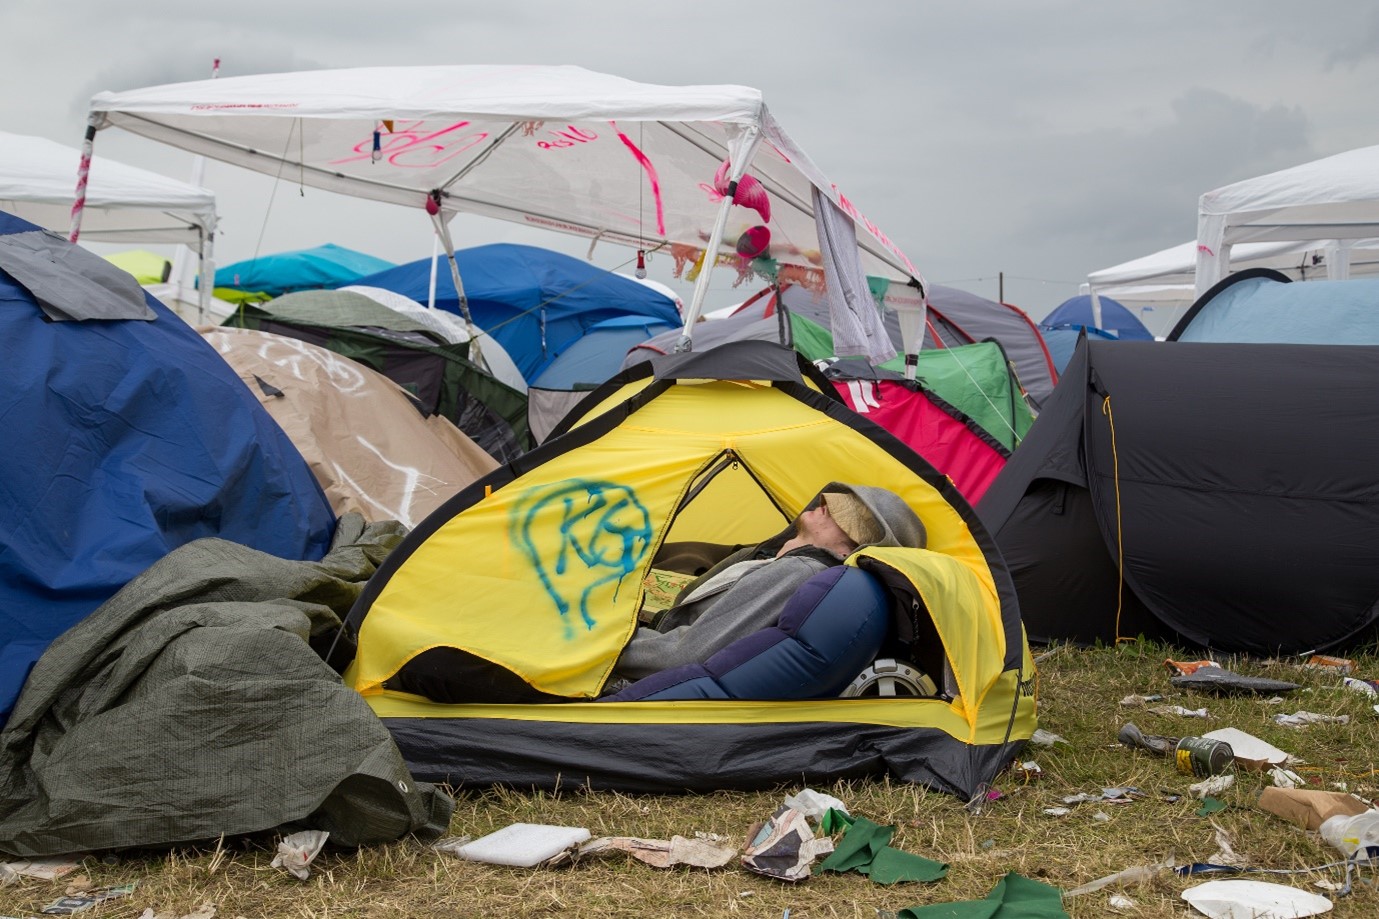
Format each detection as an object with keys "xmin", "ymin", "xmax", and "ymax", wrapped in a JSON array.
[{"xmin": 1257, "ymin": 787, "xmax": 1370, "ymax": 831}]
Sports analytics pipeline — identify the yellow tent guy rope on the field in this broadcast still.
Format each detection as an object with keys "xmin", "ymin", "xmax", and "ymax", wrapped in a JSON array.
[{"xmin": 1101, "ymin": 395, "xmax": 1130, "ymax": 643}]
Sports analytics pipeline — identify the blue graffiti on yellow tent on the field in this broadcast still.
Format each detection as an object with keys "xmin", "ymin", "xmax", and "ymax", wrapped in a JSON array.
[{"xmin": 511, "ymin": 480, "xmax": 652, "ymax": 639}]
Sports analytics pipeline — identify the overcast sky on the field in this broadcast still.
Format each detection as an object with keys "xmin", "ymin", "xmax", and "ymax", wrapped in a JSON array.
[{"xmin": 5, "ymin": 1, "xmax": 1377, "ymax": 319}]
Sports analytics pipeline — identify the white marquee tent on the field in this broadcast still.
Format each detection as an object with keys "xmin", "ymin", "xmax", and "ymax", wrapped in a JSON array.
[
  {"xmin": 0, "ymin": 130, "xmax": 221, "ymax": 321},
  {"xmin": 1195, "ymin": 144, "xmax": 1379, "ymax": 294},
  {"xmin": 81, "ymin": 65, "xmax": 925, "ymax": 364}
]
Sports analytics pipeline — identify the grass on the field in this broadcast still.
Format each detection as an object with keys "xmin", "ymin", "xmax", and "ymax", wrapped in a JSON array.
[{"xmin": 2, "ymin": 641, "xmax": 1377, "ymax": 918}]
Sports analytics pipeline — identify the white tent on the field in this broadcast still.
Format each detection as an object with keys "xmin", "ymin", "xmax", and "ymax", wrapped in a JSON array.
[
  {"xmin": 82, "ymin": 65, "xmax": 923, "ymax": 364},
  {"xmin": 1195, "ymin": 145, "xmax": 1379, "ymax": 294},
  {"xmin": 1088, "ymin": 236, "xmax": 1379, "ymax": 336},
  {"xmin": 0, "ymin": 130, "xmax": 219, "ymax": 321}
]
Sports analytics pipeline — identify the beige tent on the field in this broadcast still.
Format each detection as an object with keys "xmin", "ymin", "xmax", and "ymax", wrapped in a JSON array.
[{"xmin": 202, "ymin": 327, "xmax": 496, "ymax": 527}]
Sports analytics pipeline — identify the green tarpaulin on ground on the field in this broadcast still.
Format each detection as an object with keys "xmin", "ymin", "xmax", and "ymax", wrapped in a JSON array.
[{"xmin": 0, "ymin": 515, "xmax": 452, "ymax": 857}]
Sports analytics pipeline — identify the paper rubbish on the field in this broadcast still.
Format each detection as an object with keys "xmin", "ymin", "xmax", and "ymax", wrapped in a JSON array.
[
  {"xmin": 1201, "ymin": 728, "xmax": 1293, "ymax": 771},
  {"xmin": 578, "ymin": 835, "xmax": 737, "ymax": 869},
  {"xmin": 1181, "ymin": 879, "xmax": 1331, "ymax": 918},
  {"xmin": 443, "ymin": 823, "xmax": 590, "ymax": 868},
  {"xmin": 270, "ymin": 830, "xmax": 329, "ymax": 881},
  {"xmin": 741, "ymin": 806, "xmax": 833, "ymax": 882},
  {"xmin": 1257, "ymin": 788, "xmax": 1370, "ymax": 832}
]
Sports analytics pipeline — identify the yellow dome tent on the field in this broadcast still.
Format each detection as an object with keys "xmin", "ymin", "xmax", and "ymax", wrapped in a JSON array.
[{"xmin": 340, "ymin": 341, "xmax": 1036, "ymax": 798}]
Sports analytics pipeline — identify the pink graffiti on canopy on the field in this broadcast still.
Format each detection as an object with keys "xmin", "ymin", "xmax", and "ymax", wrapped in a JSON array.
[
  {"xmin": 613, "ymin": 122, "xmax": 666, "ymax": 237},
  {"xmin": 331, "ymin": 120, "xmax": 489, "ymax": 168}
]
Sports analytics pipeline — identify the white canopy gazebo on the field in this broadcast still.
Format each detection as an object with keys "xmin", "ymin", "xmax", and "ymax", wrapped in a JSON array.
[
  {"xmin": 0, "ymin": 130, "xmax": 219, "ymax": 321},
  {"xmin": 1195, "ymin": 144, "xmax": 1379, "ymax": 295},
  {"xmin": 81, "ymin": 65, "xmax": 926, "ymax": 367}
]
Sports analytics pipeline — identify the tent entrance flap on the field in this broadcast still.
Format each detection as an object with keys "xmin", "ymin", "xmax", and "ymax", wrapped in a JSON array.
[{"xmin": 664, "ymin": 449, "xmax": 794, "ymax": 547}]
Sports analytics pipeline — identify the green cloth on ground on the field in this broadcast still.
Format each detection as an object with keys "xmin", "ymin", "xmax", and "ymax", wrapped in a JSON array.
[
  {"xmin": 817, "ymin": 814, "xmax": 947, "ymax": 884},
  {"xmin": 1196, "ymin": 797, "xmax": 1226, "ymax": 816},
  {"xmin": 0, "ymin": 514, "xmax": 453, "ymax": 857},
  {"xmin": 898, "ymin": 872, "xmax": 1070, "ymax": 918},
  {"xmin": 821, "ymin": 807, "xmax": 854, "ymax": 835}
]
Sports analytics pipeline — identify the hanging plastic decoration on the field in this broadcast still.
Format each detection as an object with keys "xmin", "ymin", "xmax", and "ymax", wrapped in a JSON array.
[
  {"xmin": 735, "ymin": 226, "xmax": 772, "ymax": 259},
  {"xmin": 712, "ymin": 161, "xmax": 772, "ymax": 224},
  {"xmin": 371, "ymin": 120, "xmax": 395, "ymax": 164},
  {"xmin": 670, "ymin": 243, "xmax": 703, "ymax": 279},
  {"xmin": 635, "ymin": 249, "xmax": 648, "ymax": 279}
]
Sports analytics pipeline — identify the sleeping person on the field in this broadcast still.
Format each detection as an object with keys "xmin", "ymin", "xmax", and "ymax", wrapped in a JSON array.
[{"xmin": 611, "ymin": 483, "xmax": 925, "ymax": 682}]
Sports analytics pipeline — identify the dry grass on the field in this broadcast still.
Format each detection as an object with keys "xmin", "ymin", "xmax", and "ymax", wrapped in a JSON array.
[{"xmin": 3, "ymin": 641, "xmax": 1377, "ymax": 917}]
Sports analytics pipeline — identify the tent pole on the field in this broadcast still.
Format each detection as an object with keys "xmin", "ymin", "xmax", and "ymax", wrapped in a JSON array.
[
  {"xmin": 68, "ymin": 116, "xmax": 101, "ymax": 243},
  {"xmin": 197, "ymin": 230, "xmax": 215, "ymax": 324},
  {"xmin": 176, "ymin": 58, "xmax": 220, "ymax": 323},
  {"xmin": 426, "ymin": 191, "xmax": 488, "ymax": 372},
  {"xmin": 674, "ymin": 194, "xmax": 736, "ymax": 352},
  {"xmin": 428, "ymin": 233, "xmax": 440, "ymax": 309},
  {"xmin": 675, "ymin": 128, "xmax": 763, "ymax": 352}
]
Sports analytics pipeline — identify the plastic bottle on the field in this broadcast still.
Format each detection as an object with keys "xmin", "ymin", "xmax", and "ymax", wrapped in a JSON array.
[{"xmin": 1319, "ymin": 808, "xmax": 1379, "ymax": 859}]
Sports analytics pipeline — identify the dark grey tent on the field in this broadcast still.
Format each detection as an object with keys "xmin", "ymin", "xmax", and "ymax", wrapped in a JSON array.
[{"xmin": 977, "ymin": 337, "xmax": 1379, "ymax": 654}]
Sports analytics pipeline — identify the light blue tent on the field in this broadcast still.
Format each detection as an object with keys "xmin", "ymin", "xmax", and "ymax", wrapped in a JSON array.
[
  {"xmin": 1168, "ymin": 268, "xmax": 1379, "ymax": 343},
  {"xmin": 215, "ymin": 243, "xmax": 395, "ymax": 297},
  {"xmin": 1040, "ymin": 294, "xmax": 1154, "ymax": 341},
  {"xmin": 354, "ymin": 244, "xmax": 682, "ymax": 383},
  {"xmin": 0, "ymin": 210, "xmax": 336, "ymax": 725}
]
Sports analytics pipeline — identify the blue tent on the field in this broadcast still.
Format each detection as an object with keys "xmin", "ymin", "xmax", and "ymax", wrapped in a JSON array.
[
  {"xmin": 354, "ymin": 244, "xmax": 683, "ymax": 382},
  {"xmin": 530, "ymin": 315, "xmax": 676, "ymax": 390},
  {"xmin": 1168, "ymin": 269, "xmax": 1379, "ymax": 343},
  {"xmin": 1039, "ymin": 325, "xmax": 1119, "ymax": 374},
  {"xmin": 215, "ymin": 243, "xmax": 395, "ymax": 296},
  {"xmin": 0, "ymin": 210, "xmax": 336, "ymax": 725},
  {"xmin": 1040, "ymin": 294, "xmax": 1154, "ymax": 341}
]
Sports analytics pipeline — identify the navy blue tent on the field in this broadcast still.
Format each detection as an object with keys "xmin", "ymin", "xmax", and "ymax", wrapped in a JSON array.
[
  {"xmin": 1168, "ymin": 269, "xmax": 1379, "ymax": 343},
  {"xmin": 354, "ymin": 244, "xmax": 683, "ymax": 383},
  {"xmin": 1040, "ymin": 294, "xmax": 1154, "ymax": 341},
  {"xmin": 216, "ymin": 243, "xmax": 395, "ymax": 297},
  {"xmin": 0, "ymin": 210, "xmax": 336, "ymax": 724}
]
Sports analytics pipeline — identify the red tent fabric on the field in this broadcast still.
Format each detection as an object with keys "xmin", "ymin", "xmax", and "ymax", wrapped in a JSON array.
[{"xmin": 833, "ymin": 378, "xmax": 1007, "ymax": 504}]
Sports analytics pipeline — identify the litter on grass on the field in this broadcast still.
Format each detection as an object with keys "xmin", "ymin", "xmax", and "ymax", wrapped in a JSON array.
[
  {"xmin": 270, "ymin": 830, "xmax": 329, "ymax": 880},
  {"xmin": 741, "ymin": 806, "xmax": 832, "ymax": 882},
  {"xmin": 782, "ymin": 788, "xmax": 849, "ymax": 821},
  {"xmin": 1274, "ymin": 711, "xmax": 1350, "ymax": 727},
  {"xmin": 578, "ymin": 835, "xmax": 738, "ymax": 869},
  {"xmin": 1257, "ymin": 788, "xmax": 1371, "ymax": 831},
  {"xmin": 1201, "ymin": 728, "xmax": 1295, "ymax": 771},
  {"xmin": 40, "ymin": 883, "xmax": 137, "ymax": 915},
  {"xmin": 1181, "ymin": 878, "xmax": 1332, "ymax": 918},
  {"xmin": 1172, "ymin": 666, "xmax": 1302, "ymax": 696},
  {"xmin": 441, "ymin": 823, "xmax": 590, "ymax": 868},
  {"xmin": 1, "ymin": 856, "xmax": 83, "ymax": 881},
  {"xmin": 1064, "ymin": 858, "xmax": 1174, "ymax": 896},
  {"xmin": 1191, "ymin": 774, "xmax": 1236, "ymax": 799}
]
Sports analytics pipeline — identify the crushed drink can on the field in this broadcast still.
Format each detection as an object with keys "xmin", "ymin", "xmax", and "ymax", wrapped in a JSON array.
[{"xmin": 1175, "ymin": 736, "xmax": 1234, "ymax": 777}]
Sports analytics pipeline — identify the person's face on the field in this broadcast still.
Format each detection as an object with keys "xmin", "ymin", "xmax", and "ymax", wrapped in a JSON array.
[{"xmin": 779, "ymin": 498, "xmax": 852, "ymax": 555}]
